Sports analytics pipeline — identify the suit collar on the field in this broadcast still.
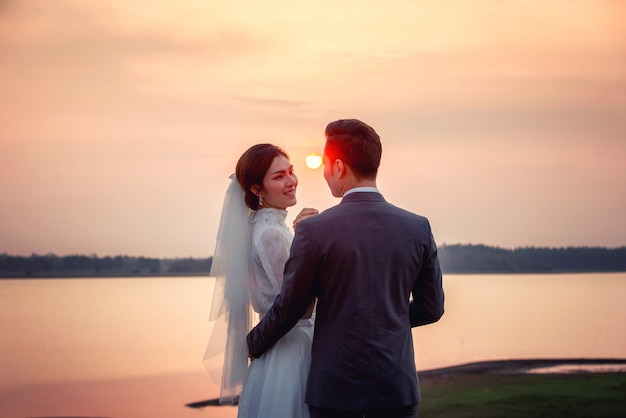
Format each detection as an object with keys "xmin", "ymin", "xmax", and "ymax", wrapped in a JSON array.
[
  {"xmin": 344, "ymin": 186, "xmax": 380, "ymax": 196},
  {"xmin": 340, "ymin": 191, "xmax": 385, "ymax": 203}
]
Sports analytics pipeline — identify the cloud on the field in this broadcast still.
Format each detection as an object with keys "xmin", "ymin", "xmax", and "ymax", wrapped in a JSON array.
[{"xmin": 1, "ymin": 0, "xmax": 625, "ymax": 255}]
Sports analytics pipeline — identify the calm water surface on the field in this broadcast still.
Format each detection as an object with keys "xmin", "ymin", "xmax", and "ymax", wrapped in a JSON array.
[{"xmin": 1, "ymin": 273, "xmax": 625, "ymax": 417}]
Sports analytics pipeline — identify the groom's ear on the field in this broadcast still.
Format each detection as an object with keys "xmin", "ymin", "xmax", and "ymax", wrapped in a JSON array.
[{"xmin": 334, "ymin": 159, "xmax": 347, "ymax": 178}]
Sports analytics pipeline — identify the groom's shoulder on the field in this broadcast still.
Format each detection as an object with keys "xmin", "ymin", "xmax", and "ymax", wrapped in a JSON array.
[
  {"xmin": 299, "ymin": 203, "xmax": 344, "ymax": 229},
  {"xmin": 313, "ymin": 203, "xmax": 343, "ymax": 221},
  {"xmin": 390, "ymin": 203, "xmax": 431, "ymax": 225}
]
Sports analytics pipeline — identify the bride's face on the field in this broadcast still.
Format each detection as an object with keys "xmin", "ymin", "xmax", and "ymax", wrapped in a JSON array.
[{"xmin": 259, "ymin": 155, "xmax": 298, "ymax": 210}]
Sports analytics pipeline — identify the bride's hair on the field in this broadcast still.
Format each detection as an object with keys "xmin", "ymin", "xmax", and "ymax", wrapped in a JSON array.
[{"xmin": 236, "ymin": 144, "xmax": 289, "ymax": 210}]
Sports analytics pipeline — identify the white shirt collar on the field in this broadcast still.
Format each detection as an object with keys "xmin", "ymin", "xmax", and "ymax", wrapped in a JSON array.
[{"xmin": 344, "ymin": 187, "xmax": 380, "ymax": 196}]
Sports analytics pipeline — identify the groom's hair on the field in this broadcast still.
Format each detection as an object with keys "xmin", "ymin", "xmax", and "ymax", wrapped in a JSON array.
[
  {"xmin": 324, "ymin": 119, "xmax": 382, "ymax": 180},
  {"xmin": 236, "ymin": 143, "xmax": 289, "ymax": 210}
]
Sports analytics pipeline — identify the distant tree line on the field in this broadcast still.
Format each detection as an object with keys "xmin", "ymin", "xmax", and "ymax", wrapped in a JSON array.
[
  {"xmin": 0, "ymin": 254, "xmax": 212, "ymax": 278},
  {"xmin": 438, "ymin": 244, "xmax": 626, "ymax": 274},
  {"xmin": 1, "ymin": 245, "xmax": 625, "ymax": 278}
]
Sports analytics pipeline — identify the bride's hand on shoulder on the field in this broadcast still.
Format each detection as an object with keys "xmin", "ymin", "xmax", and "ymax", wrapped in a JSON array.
[{"xmin": 293, "ymin": 207, "xmax": 319, "ymax": 231}]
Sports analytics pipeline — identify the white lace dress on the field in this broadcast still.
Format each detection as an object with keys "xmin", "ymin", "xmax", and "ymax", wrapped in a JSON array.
[{"xmin": 237, "ymin": 208, "xmax": 314, "ymax": 418}]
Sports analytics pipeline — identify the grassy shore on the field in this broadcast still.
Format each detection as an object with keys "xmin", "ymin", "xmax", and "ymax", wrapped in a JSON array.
[
  {"xmin": 185, "ymin": 360, "xmax": 626, "ymax": 417},
  {"xmin": 418, "ymin": 364, "xmax": 626, "ymax": 417}
]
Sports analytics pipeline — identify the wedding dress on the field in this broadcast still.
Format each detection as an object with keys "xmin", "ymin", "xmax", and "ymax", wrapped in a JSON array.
[
  {"xmin": 204, "ymin": 175, "xmax": 313, "ymax": 417},
  {"xmin": 237, "ymin": 208, "xmax": 314, "ymax": 418}
]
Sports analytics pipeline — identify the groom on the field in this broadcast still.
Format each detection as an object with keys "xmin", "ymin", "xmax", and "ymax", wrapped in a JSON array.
[{"xmin": 247, "ymin": 118, "xmax": 445, "ymax": 418}]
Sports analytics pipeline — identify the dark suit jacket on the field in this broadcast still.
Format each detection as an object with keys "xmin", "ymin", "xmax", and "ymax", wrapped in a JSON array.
[{"xmin": 247, "ymin": 192, "xmax": 444, "ymax": 409}]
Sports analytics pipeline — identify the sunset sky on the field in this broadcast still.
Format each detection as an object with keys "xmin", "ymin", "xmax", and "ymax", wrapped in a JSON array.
[{"xmin": 1, "ymin": 0, "xmax": 625, "ymax": 258}]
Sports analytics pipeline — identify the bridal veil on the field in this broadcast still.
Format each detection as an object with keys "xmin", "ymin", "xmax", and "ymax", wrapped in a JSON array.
[{"xmin": 203, "ymin": 174, "xmax": 254, "ymax": 405}]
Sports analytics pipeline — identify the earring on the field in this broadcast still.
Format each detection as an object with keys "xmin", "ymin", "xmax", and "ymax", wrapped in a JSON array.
[{"xmin": 258, "ymin": 194, "xmax": 263, "ymax": 207}]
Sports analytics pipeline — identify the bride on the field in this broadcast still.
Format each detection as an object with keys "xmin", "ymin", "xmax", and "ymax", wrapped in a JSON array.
[{"xmin": 204, "ymin": 144, "xmax": 317, "ymax": 418}]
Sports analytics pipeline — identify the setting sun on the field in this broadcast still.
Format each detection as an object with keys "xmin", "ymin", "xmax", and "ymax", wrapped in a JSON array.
[{"xmin": 305, "ymin": 153, "xmax": 322, "ymax": 169}]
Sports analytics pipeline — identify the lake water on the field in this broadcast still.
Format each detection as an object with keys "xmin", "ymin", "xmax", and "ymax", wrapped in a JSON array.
[{"xmin": 1, "ymin": 273, "xmax": 625, "ymax": 417}]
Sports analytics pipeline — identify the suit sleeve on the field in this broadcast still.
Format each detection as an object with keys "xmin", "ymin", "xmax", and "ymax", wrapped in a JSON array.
[
  {"xmin": 247, "ymin": 220, "xmax": 317, "ymax": 358},
  {"xmin": 410, "ymin": 222, "xmax": 445, "ymax": 327}
]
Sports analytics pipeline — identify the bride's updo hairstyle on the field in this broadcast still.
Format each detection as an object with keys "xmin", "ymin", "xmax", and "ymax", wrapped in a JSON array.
[{"xmin": 236, "ymin": 144, "xmax": 289, "ymax": 210}]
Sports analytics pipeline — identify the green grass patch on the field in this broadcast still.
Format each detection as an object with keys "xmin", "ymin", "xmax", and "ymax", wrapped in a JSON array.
[{"xmin": 419, "ymin": 373, "xmax": 626, "ymax": 418}]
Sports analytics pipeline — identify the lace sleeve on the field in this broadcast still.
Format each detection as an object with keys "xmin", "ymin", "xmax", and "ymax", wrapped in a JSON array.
[{"xmin": 251, "ymin": 226, "xmax": 291, "ymax": 313}]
